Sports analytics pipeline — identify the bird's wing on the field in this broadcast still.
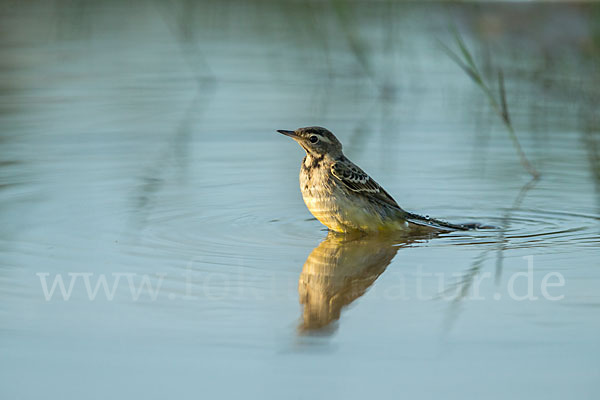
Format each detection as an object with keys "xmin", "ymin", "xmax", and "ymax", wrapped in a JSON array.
[
  {"xmin": 330, "ymin": 159, "xmax": 401, "ymax": 210},
  {"xmin": 331, "ymin": 158, "xmax": 471, "ymax": 232}
]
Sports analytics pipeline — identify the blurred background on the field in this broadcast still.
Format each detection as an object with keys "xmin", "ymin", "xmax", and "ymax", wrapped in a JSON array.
[{"xmin": 1, "ymin": 1, "xmax": 599, "ymax": 399}]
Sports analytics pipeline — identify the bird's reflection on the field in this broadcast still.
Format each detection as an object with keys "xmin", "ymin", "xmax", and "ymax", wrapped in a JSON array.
[{"xmin": 298, "ymin": 231, "xmax": 426, "ymax": 334}]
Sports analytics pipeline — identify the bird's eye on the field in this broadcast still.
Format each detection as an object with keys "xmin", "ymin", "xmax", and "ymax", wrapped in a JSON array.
[{"xmin": 309, "ymin": 135, "xmax": 319, "ymax": 144}]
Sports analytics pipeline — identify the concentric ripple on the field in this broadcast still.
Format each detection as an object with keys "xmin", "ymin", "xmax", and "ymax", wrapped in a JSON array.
[{"xmin": 437, "ymin": 208, "xmax": 600, "ymax": 252}]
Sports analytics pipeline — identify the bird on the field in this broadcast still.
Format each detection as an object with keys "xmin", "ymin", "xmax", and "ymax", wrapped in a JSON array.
[{"xmin": 277, "ymin": 126, "xmax": 480, "ymax": 234}]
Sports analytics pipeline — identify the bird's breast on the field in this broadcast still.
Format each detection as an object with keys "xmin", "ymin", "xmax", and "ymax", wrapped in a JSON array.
[
  {"xmin": 300, "ymin": 165, "xmax": 343, "ymax": 231},
  {"xmin": 299, "ymin": 164, "xmax": 405, "ymax": 233}
]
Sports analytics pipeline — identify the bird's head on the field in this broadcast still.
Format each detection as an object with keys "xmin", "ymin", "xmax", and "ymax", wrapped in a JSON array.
[{"xmin": 277, "ymin": 126, "xmax": 343, "ymax": 158}]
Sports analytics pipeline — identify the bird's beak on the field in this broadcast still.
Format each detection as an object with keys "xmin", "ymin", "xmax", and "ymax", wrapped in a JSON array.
[{"xmin": 277, "ymin": 129, "xmax": 297, "ymax": 139}]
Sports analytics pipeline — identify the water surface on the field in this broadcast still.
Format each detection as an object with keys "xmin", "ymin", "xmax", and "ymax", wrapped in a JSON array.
[{"xmin": 1, "ymin": 1, "xmax": 599, "ymax": 399}]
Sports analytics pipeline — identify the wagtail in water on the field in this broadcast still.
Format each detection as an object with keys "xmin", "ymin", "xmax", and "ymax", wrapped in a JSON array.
[{"xmin": 277, "ymin": 126, "xmax": 481, "ymax": 234}]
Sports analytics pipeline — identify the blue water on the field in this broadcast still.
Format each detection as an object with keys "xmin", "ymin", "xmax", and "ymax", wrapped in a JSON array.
[{"xmin": 1, "ymin": 1, "xmax": 599, "ymax": 399}]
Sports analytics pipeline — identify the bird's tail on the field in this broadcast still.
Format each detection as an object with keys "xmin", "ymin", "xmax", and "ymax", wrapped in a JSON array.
[{"xmin": 404, "ymin": 211, "xmax": 489, "ymax": 232}]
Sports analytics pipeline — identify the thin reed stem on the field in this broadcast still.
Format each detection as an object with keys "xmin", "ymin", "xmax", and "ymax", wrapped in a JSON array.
[{"xmin": 439, "ymin": 30, "xmax": 540, "ymax": 179}]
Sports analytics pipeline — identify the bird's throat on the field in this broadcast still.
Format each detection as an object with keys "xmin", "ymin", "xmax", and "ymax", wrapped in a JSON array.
[{"xmin": 303, "ymin": 153, "xmax": 325, "ymax": 169}]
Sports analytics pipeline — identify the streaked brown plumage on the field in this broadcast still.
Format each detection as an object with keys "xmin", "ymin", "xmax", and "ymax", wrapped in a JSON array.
[{"xmin": 277, "ymin": 126, "xmax": 475, "ymax": 234}]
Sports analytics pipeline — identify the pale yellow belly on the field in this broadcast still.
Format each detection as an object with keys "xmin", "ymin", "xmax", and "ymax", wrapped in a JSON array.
[{"xmin": 302, "ymin": 193, "xmax": 407, "ymax": 233}]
